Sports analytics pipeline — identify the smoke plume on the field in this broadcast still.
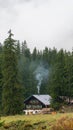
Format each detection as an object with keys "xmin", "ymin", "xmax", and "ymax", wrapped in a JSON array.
[{"xmin": 34, "ymin": 63, "xmax": 49, "ymax": 94}]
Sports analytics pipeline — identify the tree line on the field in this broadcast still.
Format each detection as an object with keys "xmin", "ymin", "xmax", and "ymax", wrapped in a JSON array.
[{"xmin": 0, "ymin": 30, "xmax": 73, "ymax": 115}]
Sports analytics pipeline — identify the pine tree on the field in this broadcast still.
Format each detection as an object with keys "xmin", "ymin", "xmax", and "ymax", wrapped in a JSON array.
[
  {"xmin": 64, "ymin": 53, "xmax": 73, "ymax": 103},
  {"xmin": 43, "ymin": 47, "xmax": 49, "ymax": 62},
  {"xmin": 0, "ymin": 43, "xmax": 3, "ymax": 112},
  {"xmin": 21, "ymin": 40, "xmax": 27, "ymax": 55},
  {"xmin": 2, "ymin": 30, "xmax": 24, "ymax": 115},
  {"xmin": 32, "ymin": 47, "xmax": 37, "ymax": 60},
  {"xmin": 16, "ymin": 40, "xmax": 21, "ymax": 58},
  {"xmin": 50, "ymin": 49, "xmax": 66, "ymax": 109}
]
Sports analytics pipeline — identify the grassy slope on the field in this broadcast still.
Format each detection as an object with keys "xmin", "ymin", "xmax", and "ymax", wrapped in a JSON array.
[{"xmin": 0, "ymin": 113, "xmax": 73, "ymax": 130}]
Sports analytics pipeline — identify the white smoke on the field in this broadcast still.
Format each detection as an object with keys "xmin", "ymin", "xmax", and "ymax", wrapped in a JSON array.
[{"xmin": 34, "ymin": 64, "xmax": 49, "ymax": 94}]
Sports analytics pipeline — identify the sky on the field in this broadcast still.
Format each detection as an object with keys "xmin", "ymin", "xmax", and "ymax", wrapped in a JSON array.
[{"xmin": 0, "ymin": 0, "xmax": 73, "ymax": 52}]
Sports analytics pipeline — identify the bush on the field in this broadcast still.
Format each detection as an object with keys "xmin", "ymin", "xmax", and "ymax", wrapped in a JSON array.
[
  {"xmin": 51, "ymin": 116, "xmax": 73, "ymax": 130},
  {"xmin": 50, "ymin": 97, "xmax": 64, "ymax": 110},
  {"xmin": 0, "ymin": 120, "xmax": 5, "ymax": 127},
  {"xmin": 51, "ymin": 101, "xmax": 61, "ymax": 110}
]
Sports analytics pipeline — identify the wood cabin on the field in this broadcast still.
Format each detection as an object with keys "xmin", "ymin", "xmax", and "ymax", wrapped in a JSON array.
[{"xmin": 24, "ymin": 95, "xmax": 51, "ymax": 110}]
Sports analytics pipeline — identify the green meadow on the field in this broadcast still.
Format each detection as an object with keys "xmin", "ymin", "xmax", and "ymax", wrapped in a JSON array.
[{"xmin": 0, "ymin": 113, "xmax": 73, "ymax": 130}]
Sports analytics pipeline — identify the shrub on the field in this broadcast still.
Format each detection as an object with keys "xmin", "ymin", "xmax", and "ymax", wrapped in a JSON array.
[
  {"xmin": 0, "ymin": 120, "xmax": 5, "ymax": 127},
  {"xmin": 51, "ymin": 101, "xmax": 61, "ymax": 110},
  {"xmin": 51, "ymin": 116, "xmax": 73, "ymax": 130}
]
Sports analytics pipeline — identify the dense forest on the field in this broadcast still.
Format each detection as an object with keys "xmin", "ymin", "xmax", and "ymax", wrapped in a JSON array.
[{"xmin": 0, "ymin": 30, "xmax": 73, "ymax": 115}]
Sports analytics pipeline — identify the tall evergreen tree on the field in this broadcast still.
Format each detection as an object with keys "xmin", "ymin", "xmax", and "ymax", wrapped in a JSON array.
[
  {"xmin": 50, "ymin": 49, "xmax": 66, "ymax": 109},
  {"xmin": 43, "ymin": 47, "xmax": 49, "ymax": 62},
  {"xmin": 0, "ymin": 43, "xmax": 3, "ymax": 112},
  {"xmin": 21, "ymin": 40, "xmax": 27, "ymax": 55},
  {"xmin": 16, "ymin": 40, "xmax": 21, "ymax": 58},
  {"xmin": 64, "ymin": 53, "xmax": 73, "ymax": 103},
  {"xmin": 2, "ymin": 30, "xmax": 23, "ymax": 115},
  {"xmin": 32, "ymin": 47, "xmax": 37, "ymax": 60}
]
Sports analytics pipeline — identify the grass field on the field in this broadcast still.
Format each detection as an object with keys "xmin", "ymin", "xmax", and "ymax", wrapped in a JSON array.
[{"xmin": 0, "ymin": 113, "xmax": 73, "ymax": 130}]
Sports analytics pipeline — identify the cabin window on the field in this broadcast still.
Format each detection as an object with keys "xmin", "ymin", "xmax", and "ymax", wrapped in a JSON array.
[
  {"xmin": 26, "ymin": 105, "xmax": 42, "ymax": 109},
  {"xmin": 29, "ymin": 99, "xmax": 39, "ymax": 104}
]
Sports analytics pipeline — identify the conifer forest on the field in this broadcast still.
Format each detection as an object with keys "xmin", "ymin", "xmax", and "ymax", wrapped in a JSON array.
[{"xmin": 0, "ymin": 30, "xmax": 73, "ymax": 115}]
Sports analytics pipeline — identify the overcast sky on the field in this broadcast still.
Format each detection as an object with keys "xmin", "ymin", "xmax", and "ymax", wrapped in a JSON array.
[{"xmin": 0, "ymin": 0, "xmax": 73, "ymax": 51}]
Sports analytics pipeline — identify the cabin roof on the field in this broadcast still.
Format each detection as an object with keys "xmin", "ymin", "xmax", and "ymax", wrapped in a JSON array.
[{"xmin": 24, "ymin": 94, "xmax": 51, "ymax": 105}]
